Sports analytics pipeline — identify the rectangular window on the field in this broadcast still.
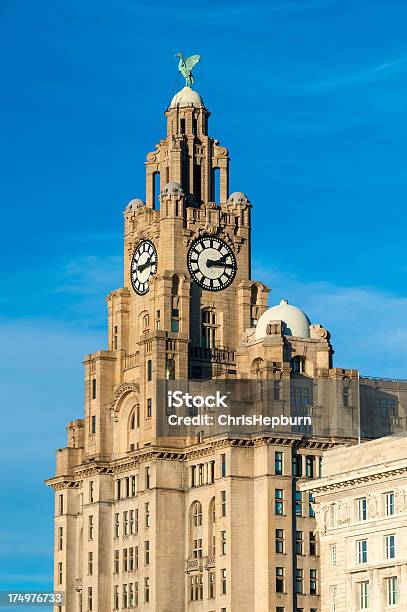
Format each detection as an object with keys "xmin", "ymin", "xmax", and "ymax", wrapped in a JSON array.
[
  {"xmin": 330, "ymin": 503, "xmax": 337, "ymax": 528},
  {"xmin": 129, "ymin": 509, "xmax": 134, "ymax": 535},
  {"xmin": 387, "ymin": 576, "xmax": 398, "ymax": 606},
  {"xmin": 295, "ymin": 569, "xmax": 304, "ymax": 594},
  {"xmin": 115, "ymin": 479, "xmax": 121, "ymax": 500},
  {"xmin": 189, "ymin": 574, "xmax": 203, "ymax": 601},
  {"xmin": 145, "ymin": 502, "xmax": 150, "ymax": 528},
  {"xmin": 113, "ymin": 585, "xmax": 119, "ymax": 610},
  {"xmin": 221, "ymin": 531, "xmax": 226, "ymax": 555},
  {"xmin": 221, "ymin": 568, "xmax": 227, "ymax": 595},
  {"xmin": 88, "ymin": 552, "xmax": 93, "ymax": 575},
  {"xmin": 88, "ymin": 587, "xmax": 93, "ymax": 611},
  {"xmin": 114, "ymin": 550, "xmax": 119, "ymax": 574},
  {"xmin": 357, "ymin": 497, "xmax": 368, "ymax": 521},
  {"xmin": 123, "ymin": 511, "xmax": 129, "ymax": 536},
  {"xmin": 129, "ymin": 546, "xmax": 134, "ymax": 571},
  {"xmin": 275, "ymin": 529, "xmax": 284, "ymax": 554},
  {"xmin": 122, "ymin": 584, "xmax": 128, "ymax": 609},
  {"xmin": 58, "ymin": 562, "xmax": 62, "ymax": 585},
  {"xmin": 221, "ymin": 453, "xmax": 226, "ymax": 477},
  {"xmin": 385, "ymin": 534, "xmax": 396, "ymax": 560},
  {"xmin": 144, "ymin": 578, "xmax": 150, "ymax": 603},
  {"xmin": 131, "ymin": 475, "xmax": 136, "ymax": 496},
  {"xmin": 88, "ymin": 515, "xmax": 94, "ymax": 540},
  {"xmin": 309, "ymin": 493, "xmax": 315, "ymax": 517},
  {"xmin": 147, "ymin": 359, "xmax": 152, "ymax": 381},
  {"xmin": 135, "ymin": 582, "xmax": 139, "ymax": 607},
  {"xmin": 343, "ymin": 386, "xmax": 350, "ymax": 407},
  {"xmin": 129, "ymin": 583, "xmax": 134, "ymax": 608},
  {"xmin": 275, "ymin": 451, "xmax": 283, "ymax": 475},
  {"xmin": 309, "ymin": 531, "xmax": 316, "ymax": 556},
  {"xmin": 58, "ymin": 494, "xmax": 64, "ymax": 515},
  {"xmin": 145, "ymin": 540, "xmax": 150, "ymax": 565},
  {"xmin": 330, "ymin": 544, "xmax": 337, "ymax": 567},
  {"xmin": 156, "ymin": 310, "xmax": 160, "ymax": 330},
  {"xmin": 359, "ymin": 581, "xmax": 369, "ymax": 610},
  {"xmin": 135, "ymin": 509, "xmax": 139, "ymax": 535},
  {"xmin": 306, "ymin": 455, "xmax": 314, "ymax": 478},
  {"xmin": 274, "ymin": 380, "xmax": 281, "ymax": 400},
  {"xmin": 385, "ymin": 492, "xmax": 395, "ymax": 516},
  {"xmin": 296, "ymin": 530, "xmax": 303, "ymax": 555},
  {"xmin": 92, "ymin": 378, "xmax": 96, "ymax": 399},
  {"xmin": 210, "ymin": 460, "xmax": 215, "ymax": 483},
  {"xmin": 114, "ymin": 513, "xmax": 119, "ymax": 538},
  {"xmin": 91, "ymin": 415, "xmax": 96, "ymax": 434},
  {"xmin": 329, "ymin": 585, "xmax": 337, "ymax": 612},
  {"xmin": 276, "ymin": 567, "xmax": 284, "ymax": 593},
  {"xmin": 58, "ymin": 526, "xmax": 63, "ymax": 551},
  {"xmin": 147, "ymin": 398, "xmax": 152, "ymax": 418},
  {"xmin": 135, "ymin": 546, "xmax": 139, "ymax": 570},
  {"xmin": 292, "ymin": 454, "xmax": 302, "ymax": 477},
  {"xmin": 145, "ymin": 467, "xmax": 151, "ymax": 489},
  {"xmin": 295, "ymin": 491, "xmax": 302, "ymax": 517},
  {"xmin": 310, "ymin": 569, "xmax": 318, "ymax": 595},
  {"xmin": 208, "ymin": 572, "xmax": 215, "ymax": 598},
  {"xmin": 221, "ymin": 490, "xmax": 226, "ymax": 517},
  {"xmin": 193, "ymin": 538, "xmax": 203, "ymax": 559},
  {"xmin": 89, "ymin": 481, "xmax": 94, "ymax": 503},
  {"xmin": 275, "ymin": 489, "xmax": 284, "ymax": 515},
  {"xmin": 123, "ymin": 548, "xmax": 128, "ymax": 572},
  {"xmin": 357, "ymin": 539, "xmax": 368, "ymax": 564}
]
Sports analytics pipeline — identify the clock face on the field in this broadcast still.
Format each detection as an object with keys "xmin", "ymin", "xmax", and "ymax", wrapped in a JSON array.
[
  {"xmin": 130, "ymin": 240, "xmax": 157, "ymax": 295},
  {"xmin": 187, "ymin": 236, "xmax": 237, "ymax": 291}
]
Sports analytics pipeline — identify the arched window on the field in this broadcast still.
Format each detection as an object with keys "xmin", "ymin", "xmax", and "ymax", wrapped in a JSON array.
[
  {"xmin": 153, "ymin": 171, "xmax": 160, "ymax": 210},
  {"xmin": 291, "ymin": 356, "xmax": 305, "ymax": 374},
  {"xmin": 208, "ymin": 497, "xmax": 216, "ymax": 555},
  {"xmin": 201, "ymin": 308, "xmax": 218, "ymax": 349},
  {"xmin": 250, "ymin": 357, "xmax": 264, "ymax": 378},
  {"xmin": 129, "ymin": 410, "xmax": 135, "ymax": 430},
  {"xmin": 165, "ymin": 357, "xmax": 175, "ymax": 380},
  {"xmin": 250, "ymin": 285, "xmax": 260, "ymax": 327},
  {"xmin": 192, "ymin": 501, "xmax": 202, "ymax": 527}
]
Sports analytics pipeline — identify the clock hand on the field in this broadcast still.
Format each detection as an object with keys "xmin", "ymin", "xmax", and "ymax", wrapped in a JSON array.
[
  {"xmin": 206, "ymin": 259, "xmax": 234, "ymax": 269},
  {"xmin": 137, "ymin": 259, "xmax": 152, "ymax": 272}
]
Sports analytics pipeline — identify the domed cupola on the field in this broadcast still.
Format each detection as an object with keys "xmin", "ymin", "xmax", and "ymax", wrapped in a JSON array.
[{"xmin": 255, "ymin": 299, "xmax": 311, "ymax": 340}]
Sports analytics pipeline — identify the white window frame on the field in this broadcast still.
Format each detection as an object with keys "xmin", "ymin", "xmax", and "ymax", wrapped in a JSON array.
[
  {"xmin": 385, "ymin": 491, "xmax": 395, "ymax": 516},
  {"xmin": 387, "ymin": 576, "xmax": 398, "ymax": 606},
  {"xmin": 359, "ymin": 581, "xmax": 369, "ymax": 610},
  {"xmin": 385, "ymin": 534, "xmax": 396, "ymax": 560},
  {"xmin": 357, "ymin": 539, "xmax": 368, "ymax": 565},
  {"xmin": 357, "ymin": 497, "xmax": 368, "ymax": 522},
  {"xmin": 330, "ymin": 544, "xmax": 337, "ymax": 567}
]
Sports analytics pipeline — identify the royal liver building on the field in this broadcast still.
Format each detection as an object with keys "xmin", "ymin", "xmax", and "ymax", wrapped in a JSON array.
[{"xmin": 47, "ymin": 63, "xmax": 407, "ymax": 612}]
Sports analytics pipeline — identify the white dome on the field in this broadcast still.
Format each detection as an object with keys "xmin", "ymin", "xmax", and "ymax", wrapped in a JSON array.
[
  {"xmin": 169, "ymin": 87, "xmax": 204, "ymax": 109},
  {"xmin": 228, "ymin": 192, "xmax": 249, "ymax": 206},
  {"xmin": 161, "ymin": 181, "xmax": 184, "ymax": 195},
  {"xmin": 255, "ymin": 299, "xmax": 311, "ymax": 339},
  {"xmin": 125, "ymin": 198, "xmax": 145, "ymax": 212}
]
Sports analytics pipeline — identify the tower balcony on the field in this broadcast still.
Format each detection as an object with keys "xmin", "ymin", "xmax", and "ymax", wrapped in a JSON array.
[{"xmin": 189, "ymin": 345, "xmax": 236, "ymax": 379}]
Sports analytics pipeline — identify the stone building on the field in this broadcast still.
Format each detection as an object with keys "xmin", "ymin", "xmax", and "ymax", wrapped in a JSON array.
[
  {"xmin": 300, "ymin": 436, "xmax": 407, "ymax": 611},
  {"xmin": 46, "ymin": 84, "xmax": 407, "ymax": 612}
]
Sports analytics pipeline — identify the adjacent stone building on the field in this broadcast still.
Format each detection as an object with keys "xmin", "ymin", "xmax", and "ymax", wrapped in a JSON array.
[
  {"xmin": 301, "ymin": 436, "xmax": 407, "ymax": 611},
  {"xmin": 46, "ymin": 84, "xmax": 407, "ymax": 612}
]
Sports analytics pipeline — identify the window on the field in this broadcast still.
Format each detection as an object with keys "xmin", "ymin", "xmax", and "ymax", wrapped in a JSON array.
[
  {"xmin": 115, "ymin": 479, "xmax": 121, "ymax": 500},
  {"xmin": 125, "ymin": 477, "xmax": 130, "ymax": 498},
  {"xmin": 310, "ymin": 569, "xmax": 318, "ymax": 595},
  {"xmin": 145, "ymin": 541, "xmax": 150, "ymax": 565},
  {"xmin": 123, "ymin": 511, "xmax": 129, "ymax": 536},
  {"xmin": 385, "ymin": 491, "xmax": 395, "ymax": 516},
  {"xmin": 156, "ymin": 310, "xmax": 160, "ymax": 330},
  {"xmin": 171, "ymin": 310, "xmax": 180, "ymax": 332},
  {"xmin": 343, "ymin": 386, "xmax": 350, "ymax": 407},
  {"xmin": 277, "ymin": 608, "xmax": 285, "ymax": 612},
  {"xmin": 114, "ymin": 513, "xmax": 119, "ymax": 538},
  {"xmin": 129, "ymin": 583, "xmax": 134, "ymax": 608},
  {"xmin": 58, "ymin": 526, "xmax": 63, "ymax": 551},
  {"xmin": 192, "ymin": 501, "xmax": 202, "ymax": 526},
  {"xmin": 135, "ymin": 509, "xmax": 139, "ymax": 535},
  {"xmin": 123, "ymin": 548, "xmax": 128, "ymax": 572},
  {"xmin": 58, "ymin": 494, "xmax": 64, "ymax": 515},
  {"xmin": 359, "ymin": 581, "xmax": 369, "ymax": 610},
  {"xmin": 221, "ymin": 568, "xmax": 227, "ymax": 595},
  {"xmin": 91, "ymin": 415, "xmax": 96, "ymax": 434},
  {"xmin": 88, "ymin": 515, "xmax": 94, "ymax": 540},
  {"xmin": 131, "ymin": 475, "xmax": 136, "ymax": 496},
  {"xmin": 91, "ymin": 378, "xmax": 96, "ymax": 399},
  {"xmin": 221, "ymin": 490, "xmax": 226, "ymax": 517},
  {"xmin": 275, "ymin": 529, "xmax": 284, "ymax": 554},
  {"xmin": 221, "ymin": 453, "xmax": 226, "ymax": 477},
  {"xmin": 145, "ymin": 502, "xmax": 150, "ymax": 528},
  {"xmin": 88, "ymin": 587, "xmax": 93, "ymax": 611},
  {"xmin": 275, "ymin": 451, "xmax": 283, "ymax": 475},
  {"xmin": 386, "ymin": 576, "xmax": 398, "ymax": 606},
  {"xmin": 201, "ymin": 309, "xmax": 217, "ymax": 348},
  {"xmin": 357, "ymin": 539, "xmax": 368, "ymax": 564},
  {"xmin": 147, "ymin": 359, "xmax": 152, "ymax": 381},
  {"xmin": 329, "ymin": 585, "xmax": 337, "ymax": 612},
  {"xmin": 309, "ymin": 531, "xmax": 317, "ymax": 556},
  {"xmin": 275, "ymin": 489, "xmax": 284, "ymax": 515},
  {"xmin": 189, "ymin": 574, "xmax": 203, "ymax": 601},
  {"xmin": 122, "ymin": 584, "xmax": 128, "ymax": 609},
  {"xmin": 276, "ymin": 567, "xmax": 285, "ymax": 593},
  {"xmin": 210, "ymin": 460, "xmax": 215, "ymax": 483},
  {"xmin": 88, "ymin": 552, "xmax": 93, "ymax": 575},
  {"xmin": 330, "ymin": 544, "xmax": 337, "ymax": 567},
  {"xmin": 208, "ymin": 572, "xmax": 215, "ymax": 598},
  {"xmin": 147, "ymin": 398, "xmax": 152, "ymax": 418},
  {"xmin": 129, "ymin": 510, "xmax": 135, "ymax": 535},
  {"xmin": 292, "ymin": 454, "xmax": 301, "ymax": 477},
  {"xmin": 192, "ymin": 538, "xmax": 203, "ymax": 558},
  {"xmin": 113, "ymin": 585, "xmax": 119, "ymax": 610},
  {"xmin": 295, "ymin": 491, "xmax": 302, "ymax": 517},
  {"xmin": 306, "ymin": 456, "xmax": 314, "ymax": 478},
  {"xmin": 309, "ymin": 493, "xmax": 315, "ymax": 517},
  {"xmin": 221, "ymin": 530, "xmax": 226, "ymax": 555},
  {"xmin": 296, "ymin": 531, "xmax": 303, "ymax": 555},
  {"xmin": 357, "ymin": 497, "xmax": 368, "ymax": 522},
  {"xmin": 385, "ymin": 534, "xmax": 396, "ymax": 560},
  {"xmin": 134, "ymin": 582, "xmax": 139, "ymax": 607},
  {"xmin": 166, "ymin": 357, "xmax": 175, "ymax": 380},
  {"xmin": 129, "ymin": 547, "xmax": 134, "ymax": 571},
  {"xmin": 274, "ymin": 380, "xmax": 281, "ymax": 400},
  {"xmin": 144, "ymin": 577, "xmax": 150, "ymax": 603},
  {"xmin": 135, "ymin": 546, "xmax": 139, "ymax": 570},
  {"xmin": 319, "ymin": 456, "xmax": 323, "ymax": 477},
  {"xmin": 330, "ymin": 503, "xmax": 337, "ymax": 528},
  {"xmin": 145, "ymin": 467, "xmax": 151, "ymax": 489},
  {"xmin": 58, "ymin": 562, "xmax": 62, "ymax": 585},
  {"xmin": 295, "ymin": 569, "xmax": 303, "ymax": 594},
  {"xmin": 291, "ymin": 355, "xmax": 305, "ymax": 373},
  {"xmin": 89, "ymin": 481, "xmax": 94, "ymax": 503},
  {"xmin": 114, "ymin": 550, "xmax": 119, "ymax": 574}
]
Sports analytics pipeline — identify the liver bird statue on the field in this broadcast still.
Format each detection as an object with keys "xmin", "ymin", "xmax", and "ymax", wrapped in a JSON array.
[{"xmin": 175, "ymin": 52, "xmax": 201, "ymax": 87}]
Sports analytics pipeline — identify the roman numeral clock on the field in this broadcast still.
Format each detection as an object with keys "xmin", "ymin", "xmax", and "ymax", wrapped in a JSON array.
[
  {"xmin": 187, "ymin": 236, "xmax": 237, "ymax": 291},
  {"xmin": 130, "ymin": 240, "xmax": 158, "ymax": 295}
]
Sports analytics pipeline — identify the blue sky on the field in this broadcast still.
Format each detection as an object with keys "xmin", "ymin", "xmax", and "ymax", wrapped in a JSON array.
[{"xmin": 1, "ymin": 0, "xmax": 407, "ymax": 597}]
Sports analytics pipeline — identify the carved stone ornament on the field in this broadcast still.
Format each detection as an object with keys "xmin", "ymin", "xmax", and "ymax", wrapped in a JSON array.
[
  {"xmin": 266, "ymin": 320, "xmax": 283, "ymax": 336},
  {"xmin": 310, "ymin": 324, "xmax": 329, "ymax": 340},
  {"xmin": 241, "ymin": 329, "xmax": 256, "ymax": 344},
  {"xmin": 107, "ymin": 382, "xmax": 139, "ymax": 422}
]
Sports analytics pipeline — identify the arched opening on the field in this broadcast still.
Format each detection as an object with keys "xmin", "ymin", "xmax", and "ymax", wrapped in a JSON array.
[
  {"xmin": 250, "ymin": 357, "xmax": 264, "ymax": 378},
  {"xmin": 153, "ymin": 171, "xmax": 160, "ymax": 210},
  {"xmin": 189, "ymin": 501, "xmax": 203, "ymax": 559},
  {"xmin": 250, "ymin": 285, "xmax": 260, "ymax": 327},
  {"xmin": 208, "ymin": 497, "xmax": 216, "ymax": 556},
  {"xmin": 212, "ymin": 167, "xmax": 220, "ymax": 203},
  {"xmin": 291, "ymin": 356, "xmax": 305, "ymax": 374},
  {"xmin": 194, "ymin": 164, "xmax": 202, "ymax": 204}
]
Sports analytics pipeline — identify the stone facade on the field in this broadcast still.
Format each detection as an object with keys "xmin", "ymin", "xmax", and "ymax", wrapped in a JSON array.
[
  {"xmin": 300, "ymin": 436, "xmax": 407, "ymax": 611},
  {"xmin": 46, "ymin": 84, "xmax": 407, "ymax": 612}
]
